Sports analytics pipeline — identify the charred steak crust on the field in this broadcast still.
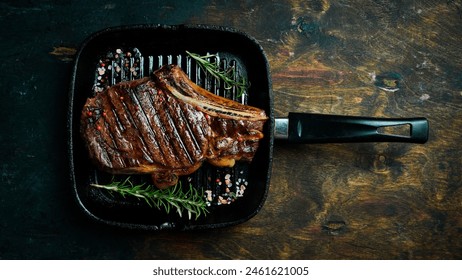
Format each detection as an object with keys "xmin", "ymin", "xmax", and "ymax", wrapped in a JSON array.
[{"xmin": 81, "ymin": 64, "xmax": 267, "ymax": 189}]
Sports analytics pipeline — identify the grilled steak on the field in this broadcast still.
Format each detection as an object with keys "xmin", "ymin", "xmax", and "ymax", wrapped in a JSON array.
[{"xmin": 81, "ymin": 64, "xmax": 267, "ymax": 188}]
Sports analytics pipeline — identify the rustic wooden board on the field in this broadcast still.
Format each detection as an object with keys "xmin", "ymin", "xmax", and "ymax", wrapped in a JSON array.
[
  {"xmin": 132, "ymin": 0, "xmax": 462, "ymax": 259},
  {"xmin": 1, "ymin": 0, "xmax": 461, "ymax": 259}
]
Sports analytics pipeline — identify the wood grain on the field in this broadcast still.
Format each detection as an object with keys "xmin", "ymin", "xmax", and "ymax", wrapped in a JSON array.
[
  {"xmin": 132, "ymin": 0, "xmax": 462, "ymax": 259},
  {"xmin": 1, "ymin": 0, "xmax": 460, "ymax": 260}
]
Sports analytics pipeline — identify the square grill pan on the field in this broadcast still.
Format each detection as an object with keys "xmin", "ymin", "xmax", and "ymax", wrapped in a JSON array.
[{"xmin": 68, "ymin": 24, "xmax": 274, "ymax": 230}]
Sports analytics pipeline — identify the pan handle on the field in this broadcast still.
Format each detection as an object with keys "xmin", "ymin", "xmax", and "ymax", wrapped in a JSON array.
[{"xmin": 275, "ymin": 113, "xmax": 429, "ymax": 144}]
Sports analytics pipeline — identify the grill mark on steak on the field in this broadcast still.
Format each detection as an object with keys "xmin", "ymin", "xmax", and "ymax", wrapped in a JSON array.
[
  {"xmin": 162, "ymin": 93, "xmax": 190, "ymax": 163},
  {"xmin": 99, "ymin": 83, "xmax": 155, "ymax": 168},
  {"xmin": 148, "ymin": 91, "xmax": 179, "ymax": 167},
  {"xmin": 94, "ymin": 95, "xmax": 128, "ymax": 168},
  {"xmin": 131, "ymin": 85, "xmax": 168, "ymax": 165},
  {"xmin": 125, "ymin": 87, "xmax": 159, "ymax": 164},
  {"xmin": 167, "ymin": 90, "xmax": 212, "ymax": 165},
  {"xmin": 177, "ymin": 101, "xmax": 207, "ymax": 159},
  {"xmin": 154, "ymin": 90, "xmax": 190, "ymax": 167},
  {"xmin": 107, "ymin": 87, "xmax": 142, "ymax": 168},
  {"xmin": 168, "ymin": 97, "xmax": 203, "ymax": 162}
]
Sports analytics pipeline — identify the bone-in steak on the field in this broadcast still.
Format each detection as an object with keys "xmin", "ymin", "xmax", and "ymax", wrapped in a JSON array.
[{"xmin": 81, "ymin": 64, "xmax": 267, "ymax": 188}]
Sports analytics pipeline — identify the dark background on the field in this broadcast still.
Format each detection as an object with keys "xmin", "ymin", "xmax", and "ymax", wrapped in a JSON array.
[{"xmin": 1, "ymin": 0, "xmax": 461, "ymax": 259}]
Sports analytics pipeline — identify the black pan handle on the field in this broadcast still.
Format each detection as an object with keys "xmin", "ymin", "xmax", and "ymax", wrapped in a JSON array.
[{"xmin": 275, "ymin": 113, "xmax": 429, "ymax": 144}]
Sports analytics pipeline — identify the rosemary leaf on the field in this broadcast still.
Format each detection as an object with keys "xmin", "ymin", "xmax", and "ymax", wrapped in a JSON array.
[
  {"xmin": 186, "ymin": 51, "xmax": 249, "ymax": 98},
  {"xmin": 90, "ymin": 178, "xmax": 209, "ymax": 220}
]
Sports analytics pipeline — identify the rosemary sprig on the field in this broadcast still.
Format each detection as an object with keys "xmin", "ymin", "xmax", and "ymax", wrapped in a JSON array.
[
  {"xmin": 90, "ymin": 177, "xmax": 209, "ymax": 220},
  {"xmin": 186, "ymin": 51, "xmax": 249, "ymax": 97}
]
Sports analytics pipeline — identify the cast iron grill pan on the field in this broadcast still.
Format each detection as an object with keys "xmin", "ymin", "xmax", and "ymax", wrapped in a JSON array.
[
  {"xmin": 69, "ymin": 25, "xmax": 428, "ymax": 231},
  {"xmin": 68, "ymin": 25, "xmax": 273, "ymax": 230}
]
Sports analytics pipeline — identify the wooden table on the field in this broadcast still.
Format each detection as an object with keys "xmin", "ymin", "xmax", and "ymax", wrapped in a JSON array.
[{"xmin": 1, "ymin": 0, "xmax": 460, "ymax": 259}]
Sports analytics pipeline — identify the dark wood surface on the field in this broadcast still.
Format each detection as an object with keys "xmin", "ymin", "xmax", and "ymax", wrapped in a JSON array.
[{"xmin": 1, "ymin": 0, "xmax": 461, "ymax": 259}]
